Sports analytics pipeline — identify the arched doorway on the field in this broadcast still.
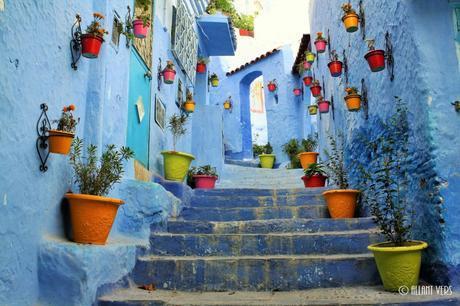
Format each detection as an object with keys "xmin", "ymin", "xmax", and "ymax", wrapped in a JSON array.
[{"xmin": 249, "ymin": 75, "xmax": 268, "ymax": 146}]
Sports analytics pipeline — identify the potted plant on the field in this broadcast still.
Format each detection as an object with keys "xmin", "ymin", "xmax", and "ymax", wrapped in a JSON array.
[
  {"xmin": 314, "ymin": 32, "xmax": 327, "ymax": 53},
  {"xmin": 257, "ymin": 142, "xmax": 275, "ymax": 169},
  {"xmin": 223, "ymin": 96, "xmax": 232, "ymax": 110},
  {"xmin": 161, "ymin": 114, "xmax": 195, "ymax": 181},
  {"xmin": 310, "ymin": 80, "xmax": 322, "ymax": 97},
  {"xmin": 364, "ymin": 39, "xmax": 386, "ymax": 72},
  {"xmin": 302, "ymin": 70, "xmax": 313, "ymax": 86},
  {"xmin": 162, "ymin": 61, "xmax": 176, "ymax": 84},
  {"xmin": 308, "ymin": 104, "xmax": 318, "ymax": 115},
  {"xmin": 183, "ymin": 90, "xmax": 195, "ymax": 113},
  {"xmin": 302, "ymin": 61, "xmax": 312, "ymax": 70},
  {"xmin": 235, "ymin": 14, "xmax": 255, "ymax": 37},
  {"xmin": 210, "ymin": 73, "xmax": 219, "ymax": 87},
  {"xmin": 302, "ymin": 163, "xmax": 328, "ymax": 188},
  {"xmin": 305, "ymin": 51, "xmax": 316, "ymax": 64},
  {"xmin": 81, "ymin": 13, "xmax": 109, "ymax": 58},
  {"xmin": 267, "ymin": 80, "xmax": 277, "ymax": 92},
  {"xmin": 49, "ymin": 104, "xmax": 79, "ymax": 155},
  {"xmin": 328, "ymin": 50, "xmax": 343, "ymax": 77},
  {"xmin": 66, "ymin": 138, "xmax": 134, "ymax": 244},
  {"xmin": 293, "ymin": 88, "xmax": 302, "ymax": 96},
  {"xmin": 196, "ymin": 57, "xmax": 208, "ymax": 73},
  {"xmin": 297, "ymin": 134, "xmax": 319, "ymax": 170},
  {"xmin": 282, "ymin": 139, "xmax": 301, "ymax": 169},
  {"xmin": 190, "ymin": 165, "xmax": 219, "ymax": 189},
  {"xmin": 344, "ymin": 87, "xmax": 361, "ymax": 111},
  {"xmin": 133, "ymin": 0, "xmax": 151, "ymax": 38},
  {"xmin": 323, "ymin": 135, "xmax": 359, "ymax": 218},
  {"xmin": 317, "ymin": 96, "xmax": 330, "ymax": 113},
  {"xmin": 341, "ymin": 3, "xmax": 359, "ymax": 33}
]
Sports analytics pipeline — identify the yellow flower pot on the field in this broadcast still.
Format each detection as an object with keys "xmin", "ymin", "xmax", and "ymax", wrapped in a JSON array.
[
  {"xmin": 306, "ymin": 53, "xmax": 315, "ymax": 64},
  {"xmin": 161, "ymin": 151, "xmax": 195, "ymax": 181},
  {"xmin": 308, "ymin": 105, "xmax": 318, "ymax": 115},
  {"xmin": 211, "ymin": 78, "xmax": 219, "ymax": 87},
  {"xmin": 224, "ymin": 101, "xmax": 231, "ymax": 110},
  {"xmin": 368, "ymin": 241, "xmax": 428, "ymax": 292},
  {"xmin": 183, "ymin": 101, "xmax": 195, "ymax": 113},
  {"xmin": 344, "ymin": 94, "xmax": 361, "ymax": 111},
  {"xmin": 259, "ymin": 154, "xmax": 275, "ymax": 169},
  {"xmin": 342, "ymin": 13, "xmax": 359, "ymax": 32}
]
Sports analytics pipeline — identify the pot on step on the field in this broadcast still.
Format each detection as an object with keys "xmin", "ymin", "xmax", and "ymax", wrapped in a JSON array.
[
  {"xmin": 302, "ymin": 175, "xmax": 327, "ymax": 188},
  {"xmin": 193, "ymin": 175, "xmax": 218, "ymax": 189},
  {"xmin": 259, "ymin": 154, "xmax": 275, "ymax": 169},
  {"xmin": 161, "ymin": 151, "xmax": 195, "ymax": 181},
  {"xmin": 322, "ymin": 189, "xmax": 359, "ymax": 218},
  {"xmin": 297, "ymin": 152, "xmax": 319, "ymax": 169}
]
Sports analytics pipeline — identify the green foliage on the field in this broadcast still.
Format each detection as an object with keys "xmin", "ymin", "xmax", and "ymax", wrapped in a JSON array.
[
  {"xmin": 54, "ymin": 105, "xmax": 79, "ymax": 133},
  {"xmin": 233, "ymin": 14, "xmax": 254, "ymax": 31},
  {"xmin": 253, "ymin": 142, "xmax": 273, "ymax": 156},
  {"xmin": 303, "ymin": 163, "xmax": 327, "ymax": 177},
  {"xmin": 187, "ymin": 165, "xmax": 218, "ymax": 187},
  {"xmin": 301, "ymin": 133, "xmax": 318, "ymax": 152},
  {"xmin": 206, "ymin": 0, "xmax": 254, "ymax": 31},
  {"xmin": 324, "ymin": 134, "xmax": 349, "ymax": 189},
  {"xmin": 69, "ymin": 138, "xmax": 134, "ymax": 196},
  {"xmin": 264, "ymin": 142, "xmax": 273, "ymax": 154},
  {"xmin": 135, "ymin": 0, "xmax": 151, "ymax": 25},
  {"xmin": 282, "ymin": 138, "xmax": 301, "ymax": 168},
  {"xmin": 168, "ymin": 114, "xmax": 188, "ymax": 151}
]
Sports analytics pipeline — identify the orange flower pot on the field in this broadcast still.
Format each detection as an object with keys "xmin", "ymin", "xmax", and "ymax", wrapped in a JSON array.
[
  {"xmin": 344, "ymin": 94, "xmax": 361, "ymax": 111},
  {"xmin": 48, "ymin": 130, "xmax": 75, "ymax": 155},
  {"xmin": 65, "ymin": 193, "xmax": 124, "ymax": 245},
  {"xmin": 342, "ymin": 13, "xmax": 359, "ymax": 32},
  {"xmin": 297, "ymin": 152, "xmax": 319, "ymax": 169},
  {"xmin": 183, "ymin": 101, "xmax": 195, "ymax": 113},
  {"xmin": 322, "ymin": 189, "xmax": 359, "ymax": 218}
]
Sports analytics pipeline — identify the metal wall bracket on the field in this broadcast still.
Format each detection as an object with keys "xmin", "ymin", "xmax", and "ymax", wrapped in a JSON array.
[
  {"xmin": 157, "ymin": 58, "xmax": 163, "ymax": 91},
  {"xmin": 359, "ymin": 0, "xmax": 366, "ymax": 40},
  {"xmin": 36, "ymin": 103, "xmax": 51, "ymax": 172},
  {"xmin": 452, "ymin": 101, "xmax": 460, "ymax": 112},
  {"xmin": 124, "ymin": 5, "xmax": 134, "ymax": 48},
  {"xmin": 343, "ymin": 49, "xmax": 349, "ymax": 85},
  {"xmin": 70, "ymin": 14, "xmax": 82, "ymax": 70},
  {"xmin": 385, "ymin": 31, "xmax": 394, "ymax": 81},
  {"xmin": 361, "ymin": 78, "xmax": 369, "ymax": 120},
  {"xmin": 331, "ymin": 94, "xmax": 335, "ymax": 120}
]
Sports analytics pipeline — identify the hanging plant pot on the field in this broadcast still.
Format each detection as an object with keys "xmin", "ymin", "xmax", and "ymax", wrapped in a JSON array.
[
  {"xmin": 224, "ymin": 101, "xmax": 232, "ymax": 110},
  {"xmin": 303, "ymin": 61, "xmax": 312, "ymax": 70},
  {"xmin": 328, "ymin": 61, "xmax": 343, "ymax": 77},
  {"xmin": 303, "ymin": 76, "xmax": 313, "ymax": 86},
  {"xmin": 322, "ymin": 189, "xmax": 359, "ymax": 218},
  {"xmin": 344, "ymin": 94, "xmax": 361, "ymax": 111},
  {"xmin": 65, "ymin": 193, "xmax": 124, "ymax": 244},
  {"xmin": 211, "ymin": 78, "xmax": 219, "ymax": 87},
  {"xmin": 163, "ymin": 68, "xmax": 176, "ymax": 84},
  {"xmin": 183, "ymin": 101, "xmax": 196, "ymax": 113},
  {"xmin": 133, "ymin": 20, "xmax": 150, "ymax": 39},
  {"xmin": 365, "ymin": 50, "xmax": 386, "ymax": 72},
  {"xmin": 293, "ymin": 88, "xmax": 302, "ymax": 96},
  {"xmin": 302, "ymin": 175, "xmax": 327, "ymax": 188},
  {"xmin": 81, "ymin": 34, "xmax": 104, "ymax": 58},
  {"xmin": 259, "ymin": 154, "xmax": 276, "ymax": 169},
  {"xmin": 310, "ymin": 85, "xmax": 322, "ymax": 97},
  {"xmin": 318, "ymin": 100, "xmax": 330, "ymax": 113},
  {"xmin": 161, "ymin": 151, "xmax": 195, "ymax": 181},
  {"xmin": 306, "ymin": 53, "xmax": 315, "ymax": 64},
  {"xmin": 193, "ymin": 175, "xmax": 218, "ymax": 189},
  {"xmin": 267, "ymin": 83, "xmax": 277, "ymax": 92},
  {"xmin": 342, "ymin": 13, "xmax": 359, "ymax": 32},
  {"xmin": 196, "ymin": 63, "xmax": 206, "ymax": 73},
  {"xmin": 48, "ymin": 130, "xmax": 75, "ymax": 155},
  {"xmin": 308, "ymin": 105, "xmax": 318, "ymax": 115},
  {"xmin": 314, "ymin": 40, "xmax": 327, "ymax": 53}
]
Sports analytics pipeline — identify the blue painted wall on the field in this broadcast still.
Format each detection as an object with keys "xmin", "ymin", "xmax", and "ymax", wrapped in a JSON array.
[{"xmin": 309, "ymin": 0, "xmax": 460, "ymax": 288}]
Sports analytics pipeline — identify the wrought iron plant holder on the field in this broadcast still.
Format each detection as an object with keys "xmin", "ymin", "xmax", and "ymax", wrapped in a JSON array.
[
  {"xmin": 385, "ymin": 31, "xmax": 394, "ymax": 81},
  {"xmin": 157, "ymin": 58, "xmax": 163, "ymax": 91},
  {"xmin": 343, "ymin": 49, "xmax": 349, "ymax": 85},
  {"xmin": 36, "ymin": 103, "xmax": 51, "ymax": 172},
  {"xmin": 70, "ymin": 14, "xmax": 83, "ymax": 70},
  {"xmin": 359, "ymin": 0, "xmax": 366, "ymax": 41},
  {"xmin": 361, "ymin": 78, "xmax": 369, "ymax": 120},
  {"xmin": 124, "ymin": 6, "xmax": 134, "ymax": 48}
]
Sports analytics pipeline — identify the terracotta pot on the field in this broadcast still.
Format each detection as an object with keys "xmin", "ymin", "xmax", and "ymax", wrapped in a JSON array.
[
  {"xmin": 196, "ymin": 63, "xmax": 206, "ymax": 73},
  {"xmin": 293, "ymin": 88, "xmax": 302, "ymax": 96},
  {"xmin": 183, "ymin": 101, "xmax": 195, "ymax": 113},
  {"xmin": 303, "ymin": 76, "xmax": 313, "ymax": 86},
  {"xmin": 163, "ymin": 68, "xmax": 176, "ymax": 84},
  {"xmin": 310, "ymin": 85, "xmax": 322, "ymax": 97},
  {"xmin": 303, "ymin": 61, "xmax": 312, "ymax": 70},
  {"xmin": 314, "ymin": 40, "xmax": 327, "ymax": 53},
  {"xmin": 322, "ymin": 189, "xmax": 359, "ymax": 218},
  {"xmin": 267, "ymin": 83, "xmax": 277, "ymax": 92},
  {"xmin": 65, "ymin": 193, "xmax": 124, "ymax": 244},
  {"xmin": 365, "ymin": 50, "xmax": 386, "ymax": 72},
  {"xmin": 193, "ymin": 175, "xmax": 218, "ymax": 189},
  {"xmin": 342, "ymin": 13, "xmax": 359, "ymax": 32},
  {"xmin": 344, "ymin": 94, "xmax": 361, "ymax": 111},
  {"xmin": 318, "ymin": 100, "xmax": 330, "ymax": 113},
  {"xmin": 308, "ymin": 105, "xmax": 318, "ymax": 115},
  {"xmin": 133, "ymin": 19, "xmax": 150, "ymax": 38},
  {"xmin": 48, "ymin": 130, "xmax": 75, "ymax": 154},
  {"xmin": 81, "ymin": 34, "xmax": 104, "ymax": 58},
  {"xmin": 239, "ymin": 29, "xmax": 254, "ymax": 37},
  {"xmin": 302, "ymin": 175, "xmax": 327, "ymax": 188},
  {"xmin": 328, "ymin": 61, "xmax": 343, "ymax": 77},
  {"xmin": 297, "ymin": 152, "xmax": 319, "ymax": 169}
]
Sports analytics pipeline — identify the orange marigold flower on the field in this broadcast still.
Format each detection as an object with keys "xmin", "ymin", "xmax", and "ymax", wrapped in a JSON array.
[
  {"xmin": 63, "ymin": 106, "xmax": 68, "ymax": 112},
  {"xmin": 93, "ymin": 12, "xmax": 104, "ymax": 19},
  {"xmin": 69, "ymin": 104, "xmax": 76, "ymax": 111}
]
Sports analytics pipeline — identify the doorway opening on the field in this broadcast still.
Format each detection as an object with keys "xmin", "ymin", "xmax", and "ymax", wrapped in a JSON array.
[{"xmin": 249, "ymin": 75, "xmax": 268, "ymax": 146}]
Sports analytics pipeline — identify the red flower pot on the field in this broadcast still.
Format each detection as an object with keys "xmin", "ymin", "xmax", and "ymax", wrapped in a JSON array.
[
  {"xmin": 196, "ymin": 63, "xmax": 206, "ymax": 73},
  {"xmin": 314, "ymin": 40, "xmax": 327, "ymax": 53},
  {"xmin": 310, "ymin": 85, "xmax": 322, "ymax": 97},
  {"xmin": 267, "ymin": 83, "xmax": 277, "ymax": 92},
  {"xmin": 302, "ymin": 175, "xmax": 327, "ymax": 188},
  {"xmin": 303, "ymin": 76, "xmax": 313, "ymax": 86},
  {"xmin": 163, "ymin": 69, "xmax": 176, "ymax": 84},
  {"xmin": 193, "ymin": 175, "xmax": 218, "ymax": 189},
  {"xmin": 303, "ymin": 61, "xmax": 312, "ymax": 70},
  {"xmin": 81, "ymin": 34, "xmax": 104, "ymax": 58},
  {"xmin": 239, "ymin": 29, "xmax": 254, "ymax": 37},
  {"xmin": 133, "ymin": 19, "xmax": 150, "ymax": 38},
  {"xmin": 365, "ymin": 50, "xmax": 386, "ymax": 72},
  {"xmin": 328, "ymin": 61, "xmax": 343, "ymax": 77},
  {"xmin": 293, "ymin": 88, "xmax": 302, "ymax": 96},
  {"xmin": 318, "ymin": 101, "xmax": 330, "ymax": 113}
]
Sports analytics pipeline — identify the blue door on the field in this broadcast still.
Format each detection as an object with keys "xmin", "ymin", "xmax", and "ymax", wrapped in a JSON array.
[{"xmin": 127, "ymin": 49, "xmax": 151, "ymax": 168}]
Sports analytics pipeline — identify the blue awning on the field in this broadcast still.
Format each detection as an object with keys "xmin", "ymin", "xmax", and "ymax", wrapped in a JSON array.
[{"xmin": 197, "ymin": 14, "xmax": 237, "ymax": 56}]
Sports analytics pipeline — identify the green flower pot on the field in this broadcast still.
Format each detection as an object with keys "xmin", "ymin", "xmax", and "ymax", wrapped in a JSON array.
[
  {"xmin": 161, "ymin": 151, "xmax": 195, "ymax": 181},
  {"xmin": 259, "ymin": 154, "xmax": 275, "ymax": 169},
  {"xmin": 368, "ymin": 240, "xmax": 428, "ymax": 292}
]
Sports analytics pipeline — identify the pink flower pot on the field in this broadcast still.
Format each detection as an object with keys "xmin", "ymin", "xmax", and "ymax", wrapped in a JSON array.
[
  {"xmin": 293, "ymin": 88, "xmax": 302, "ymax": 96},
  {"xmin": 193, "ymin": 175, "xmax": 218, "ymax": 189},
  {"xmin": 267, "ymin": 83, "xmax": 277, "ymax": 92},
  {"xmin": 303, "ymin": 61, "xmax": 312, "ymax": 70},
  {"xmin": 318, "ymin": 101, "xmax": 330, "ymax": 113},
  {"xmin": 133, "ymin": 20, "xmax": 150, "ymax": 39},
  {"xmin": 163, "ymin": 69, "xmax": 176, "ymax": 84},
  {"xmin": 314, "ymin": 40, "xmax": 327, "ymax": 53}
]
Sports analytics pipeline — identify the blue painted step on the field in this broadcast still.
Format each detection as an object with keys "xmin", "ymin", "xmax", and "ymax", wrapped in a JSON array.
[
  {"xmin": 165, "ymin": 217, "xmax": 376, "ymax": 234},
  {"xmin": 148, "ymin": 230, "xmax": 381, "ymax": 256},
  {"xmin": 133, "ymin": 253, "xmax": 380, "ymax": 291},
  {"xmin": 191, "ymin": 194, "xmax": 324, "ymax": 208},
  {"xmin": 180, "ymin": 205, "xmax": 327, "ymax": 221},
  {"xmin": 193, "ymin": 188, "xmax": 328, "ymax": 197}
]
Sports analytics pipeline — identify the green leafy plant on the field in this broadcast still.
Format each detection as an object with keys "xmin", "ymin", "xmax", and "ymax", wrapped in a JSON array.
[
  {"xmin": 136, "ymin": 0, "xmax": 151, "ymax": 26},
  {"xmin": 252, "ymin": 143, "xmax": 265, "ymax": 157},
  {"xmin": 193, "ymin": 165, "xmax": 218, "ymax": 177},
  {"xmin": 324, "ymin": 135, "xmax": 349, "ymax": 189},
  {"xmin": 233, "ymin": 14, "xmax": 254, "ymax": 31},
  {"xmin": 282, "ymin": 139, "xmax": 301, "ymax": 168},
  {"xmin": 264, "ymin": 142, "xmax": 273, "ymax": 154},
  {"xmin": 167, "ymin": 114, "xmax": 188, "ymax": 151},
  {"xmin": 210, "ymin": 73, "xmax": 219, "ymax": 81},
  {"xmin": 54, "ymin": 104, "xmax": 79, "ymax": 133},
  {"xmin": 165, "ymin": 60, "xmax": 175, "ymax": 71},
  {"xmin": 301, "ymin": 133, "xmax": 318, "ymax": 152},
  {"xmin": 69, "ymin": 138, "xmax": 134, "ymax": 196},
  {"xmin": 197, "ymin": 57, "xmax": 209, "ymax": 64},
  {"xmin": 85, "ymin": 13, "xmax": 109, "ymax": 37},
  {"xmin": 303, "ymin": 163, "xmax": 327, "ymax": 177}
]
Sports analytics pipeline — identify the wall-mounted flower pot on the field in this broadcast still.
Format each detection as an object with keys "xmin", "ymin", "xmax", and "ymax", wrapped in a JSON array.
[
  {"xmin": 224, "ymin": 101, "xmax": 232, "ymax": 110},
  {"xmin": 368, "ymin": 241, "xmax": 428, "ymax": 292},
  {"xmin": 293, "ymin": 88, "xmax": 302, "ymax": 96},
  {"xmin": 303, "ymin": 61, "xmax": 312, "ymax": 70},
  {"xmin": 310, "ymin": 85, "xmax": 322, "ymax": 97},
  {"xmin": 163, "ymin": 68, "xmax": 176, "ymax": 84},
  {"xmin": 211, "ymin": 79, "xmax": 219, "ymax": 87},
  {"xmin": 303, "ymin": 76, "xmax": 313, "ymax": 86},
  {"xmin": 297, "ymin": 152, "xmax": 319, "ymax": 169},
  {"xmin": 259, "ymin": 154, "xmax": 275, "ymax": 169},
  {"xmin": 322, "ymin": 189, "xmax": 359, "ymax": 218},
  {"xmin": 267, "ymin": 83, "xmax": 277, "ymax": 92},
  {"xmin": 161, "ymin": 151, "xmax": 195, "ymax": 181},
  {"xmin": 183, "ymin": 101, "xmax": 195, "ymax": 113},
  {"xmin": 314, "ymin": 40, "xmax": 327, "ymax": 53},
  {"xmin": 48, "ymin": 130, "xmax": 75, "ymax": 155},
  {"xmin": 196, "ymin": 63, "xmax": 206, "ymax": 73},
  {"xmin": 306, "ymin": 53, "xmax": 315, "ymax": 64},
  {"xmin": 344, "ymin": 94, "xmax": 361, "ymax": 111},
  {"xmin": 133, "ymin": 20, "xmax": 150, "ymax": 38},
  {"xmin": 81, "ymin": 34, "xmax": 104, "ymax": 58},
  {"xmin": 65, "ymin": 193, "xmax": 123, "ymax": 244},
  {"xmin": 193, "ymin": 175, "xmax": 218, "ymax": 189},
  {"xmin": 365, "ymin": 50, "xmax": 386, "ymax": 72},
  {"xmin": 239, "ymin": 29, "xmax": 254, "ymax": 37},
  {"xmin": 302, "ymin": 175, "xmax": 327, "ymax": 188},
  {"xmin": 328, "ymin": 61, "xmax": 343, "ymax": 77},
  {"xmin": 342, "ymin": 13, "xmax": 359, "ymax": 32},
  {"xmin": 308, "ymin": 105, "xmax": 318, "ymax": 115},
  {"xmin": 318, "ymin": 100, "xmax": 330, "ymax": 113}
]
